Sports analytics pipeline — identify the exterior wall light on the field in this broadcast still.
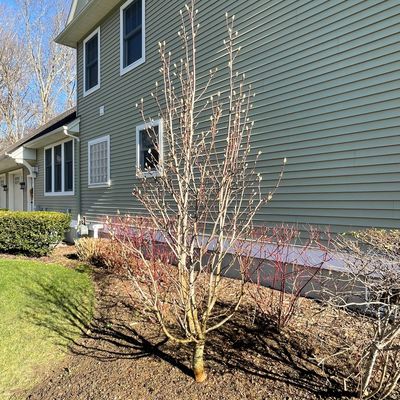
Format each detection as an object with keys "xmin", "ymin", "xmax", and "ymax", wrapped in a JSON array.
[
  {"xmin": 2, "ymin": 185, "xmax": 8, "ymax": 192},
  {"xmin": 19, "ymin": 182, "xmax": 26, "ymax": 190}
]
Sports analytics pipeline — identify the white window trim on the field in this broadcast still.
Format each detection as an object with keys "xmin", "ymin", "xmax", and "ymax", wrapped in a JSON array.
[
  {"xmin": 44, "ymin": 138, "xmax": 75, "ymax": 197},
  {"xmin": 136, "ymin": 119, "xmax": 163, "ymax": 178},
  {"xmin": 120, "ymin": 0, "xmax": 146, "ymax": 76},
  {"xmin": 88, "ymin": 135, "xmax": 111, "ymax": 188},
  {"xmin": 83, "ymin": 27, "xmax": 101, "ymax": 97}
]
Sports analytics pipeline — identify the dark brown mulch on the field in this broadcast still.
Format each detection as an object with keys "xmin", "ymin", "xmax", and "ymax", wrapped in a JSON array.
[{"xmin": 24, "ymin": 247, "xmax": 359, "ymax": 400}]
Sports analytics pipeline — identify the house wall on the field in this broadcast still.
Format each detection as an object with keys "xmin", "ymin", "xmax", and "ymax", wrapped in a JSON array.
[
  {"xmin": 34, "ymin": 140, "xmax": 80, "ymax": 221},
  {"xmin": 76, "ymin": 0, "xmax": 400, "ymax": 233}
]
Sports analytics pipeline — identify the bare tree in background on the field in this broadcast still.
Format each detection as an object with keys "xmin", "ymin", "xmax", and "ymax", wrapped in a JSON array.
[
  {"xmin": 20, "ymin": 0, "xmax": 76, "ymax": 125},
  {"xmin": 0, "ymin": 6, "xmax": 34, "ymax": 147},
  {"xmin": 0, "ymin": 0, "xmax": 75, "ymax": 146},
  {"xmin": 107, "ymin": 1, "xmax": 284, "ymax": 382}
]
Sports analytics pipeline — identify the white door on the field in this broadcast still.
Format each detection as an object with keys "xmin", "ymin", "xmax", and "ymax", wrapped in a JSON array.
[
  {"xmin": 9, "ymin": 171, "xmax": 24, "ymax": 211},
  {"xmin": 0, "ymin": 175, "xmax": 6, "ymax": 209}
]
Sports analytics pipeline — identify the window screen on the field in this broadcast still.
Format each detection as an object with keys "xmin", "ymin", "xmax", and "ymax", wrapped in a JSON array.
[
  {"xmin": 85, "ymin": 32, "xmax": 99, "ymax": 92},
  {"xmin": 45, "ymin": 140, "xmax": 73, "ymax": 194},
  {"xmin": 54, "ymin": 144, "xmax": 62, "ymax": 192},
  {"xmin": 45, "ymin": 148, "xmax": 52, "ymax": 193},
  {"xmin": 139, "ymin": 126, "xmax": 159, "ymax": 172},
  {"xmin": 64, "ymin": 140, "xmax": 73, "ymax": 192},
  {"xmin": 123, "ymin": 0, "xmax": 143, "ymax": 68}
]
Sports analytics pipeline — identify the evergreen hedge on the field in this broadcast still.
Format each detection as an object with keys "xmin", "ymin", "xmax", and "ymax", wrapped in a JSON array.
[{"xmin": 0, "ymin": 211, "xmax": 71, "ymax": 256}]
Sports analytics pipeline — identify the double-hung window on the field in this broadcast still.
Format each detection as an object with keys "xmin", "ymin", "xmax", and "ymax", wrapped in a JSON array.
[
  {"xmin": 88, "ymin": 136, "xmax": 110, "ymax": 187},
  {"xmin": 83, "ymin": 27, "xmax": 100, "ymax": 96},
  {"xmin": 136, "ymin": 119, "xmax": 163, "ymax": 177},
  {"xmin": 44, "ymin": 140, "xmax": 74, "ymax": 195},
  {"xmin": 120, "ymin": 0, "xmax": 145, "ymax": 75}
]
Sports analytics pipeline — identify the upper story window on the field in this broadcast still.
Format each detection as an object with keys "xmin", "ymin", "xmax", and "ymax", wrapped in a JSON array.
[
  {"xmin": 44, "ymin": 140, "xmax": 74, "ymax": 196},
  {"xmin": 88, "ymin": 135, "xmax": 110, "ymax": 188},
  {"xmin": 136, "ymin": 119, "xmax": 163, "ymax": 178},
  {"xmin": 120, "ymin": 0, "xmax": 145, "ymax": 75},
  {"xmin": 83, "ymin": 27, "xmax": 100, "ymax": 96}
]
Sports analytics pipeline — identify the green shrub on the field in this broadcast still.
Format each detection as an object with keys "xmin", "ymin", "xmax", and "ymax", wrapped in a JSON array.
[{"xmin": 0, "ymin": 211, "xmax": 71, "ymax": 256}]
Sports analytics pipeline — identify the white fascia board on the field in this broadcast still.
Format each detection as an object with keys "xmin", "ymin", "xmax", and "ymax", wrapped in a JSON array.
[
  {"xmin": 24, "ymin": 127, "xmax": 66, "ymax": 149},
  {"xmin": 8, "ymin": 147, "xmax": 36, "ymax": 162},
  {"xmin": 56, "ymin": 0, "xmax": 119, "ymax": 48},
  {"xmin": 67, "ymin": 0, "xmax": 79, "ymax": 24}
]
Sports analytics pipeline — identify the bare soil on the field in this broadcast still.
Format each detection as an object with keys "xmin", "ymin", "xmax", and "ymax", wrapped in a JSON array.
[{"xmin": 24, "ymin": 246, "xmax": 363, "ymax": 400}]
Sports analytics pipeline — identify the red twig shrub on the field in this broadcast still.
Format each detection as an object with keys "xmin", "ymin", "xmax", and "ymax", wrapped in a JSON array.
[
  {"xmin": 104, "ymin": 214, "xmax": 174, "ymax": 292},
  {"xmin": 249, "ymin": 225, "xmax": 331, "ymax": 331}
]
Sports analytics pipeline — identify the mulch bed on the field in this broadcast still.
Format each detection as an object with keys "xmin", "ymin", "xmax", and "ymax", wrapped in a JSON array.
[{"xmin": 24, "ymin": 247, "xmax": 367, "ymax": 400}]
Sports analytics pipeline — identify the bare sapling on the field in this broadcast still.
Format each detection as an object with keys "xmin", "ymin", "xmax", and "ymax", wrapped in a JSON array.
[
  {"xmin": 320, "ymin": 229, "xmax": 400, "ymax": 399},
  {"xmin": 108, "ymin": 1, "xmax": 285, "ymax": 382}
]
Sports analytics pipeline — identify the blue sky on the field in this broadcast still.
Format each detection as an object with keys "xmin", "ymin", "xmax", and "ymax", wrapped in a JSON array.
[{"xmin": 0, "ymin": 0, "xmax": 17, "ymax": 8}]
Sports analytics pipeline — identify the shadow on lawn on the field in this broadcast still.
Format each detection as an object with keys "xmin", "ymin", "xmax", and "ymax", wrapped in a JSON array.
[
  {"xmin": 24, "ymin": 270, "xmax": 352, "ymax": 398},
  {"xmin": 23, "ymin": 270, "xmax": 193, "ymax": 379}
]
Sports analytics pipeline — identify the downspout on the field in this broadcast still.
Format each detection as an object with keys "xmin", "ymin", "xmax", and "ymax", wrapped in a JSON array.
[{"xmin": 63, "ymin": 125, "xmax": 81, "ymax": 228}]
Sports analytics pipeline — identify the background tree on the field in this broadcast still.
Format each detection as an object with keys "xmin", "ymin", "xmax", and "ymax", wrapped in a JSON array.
[
  {"xmin": 0, "ymin": 0, "xmax": 76, "ymax": 148},
  {"xmin": 0, "ymin": 6, "xmax": 33, "ymax": 148},
  {"xmin": 19, "ymin": 0, "xmax": 76, "ymax": 125},
  {"xmin": 108, "ymin": 1, "xmax": 284, "ymax": 383}
]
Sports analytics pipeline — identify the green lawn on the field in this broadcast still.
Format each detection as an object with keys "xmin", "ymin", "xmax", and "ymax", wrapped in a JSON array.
[{"xmin": 0, "ymin": 259, "xmax": 94, "ymax": 400}]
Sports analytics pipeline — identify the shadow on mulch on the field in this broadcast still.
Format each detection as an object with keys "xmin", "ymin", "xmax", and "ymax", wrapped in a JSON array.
[
  {"xmin": 23, "ymin": 268, "xmax": 354, "ymax": 399},
  {"xmin": 65, "ymin": 253, "xmax": 79, "ymax": 261}
]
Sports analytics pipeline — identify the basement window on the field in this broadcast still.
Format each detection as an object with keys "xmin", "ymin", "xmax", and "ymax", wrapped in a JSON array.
[
  {"xmin": 120, "ymin": 0, "xmax": 145, "ymax": 75},
  {"xmin": 136, "ymin": 119, "xmax": 163, "ymax": 177}
]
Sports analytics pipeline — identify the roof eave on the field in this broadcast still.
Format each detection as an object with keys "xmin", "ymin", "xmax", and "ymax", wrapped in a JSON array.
[
  {"xmin": 0, "ymin": 108, "xmax": 77, "ymax": 159},
  {"xmin": 55, "ymin": 0, "xmax": 119, "ymax": 48}
]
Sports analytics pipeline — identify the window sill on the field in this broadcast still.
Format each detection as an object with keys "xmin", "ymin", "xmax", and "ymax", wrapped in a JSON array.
[
  {"xmin": 88, "ymin": 182, "xmax": 111, "ymax": 189},
  {"xmin": 44, "ymin": 191, "xmax": 75, "ymax": 197},
  {"xmin": 120, "ymin": 56, "xmax": 145, "ymax": 76},
  {"xmin": 136, "ymin": 170, "xmax": 163, "ymax": 179},
  {"xmin": 83, "ymin": 84, "xmax": 100, "ymax": 98}
]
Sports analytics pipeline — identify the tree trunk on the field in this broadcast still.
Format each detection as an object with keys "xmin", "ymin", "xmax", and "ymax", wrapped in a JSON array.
[{"xmin": 193, "ymin": 342, "xmax": 207, "ymax": 382}]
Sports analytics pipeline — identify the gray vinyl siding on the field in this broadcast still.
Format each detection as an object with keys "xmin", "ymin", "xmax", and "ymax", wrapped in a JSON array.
[
  {"xmin": 34, "ymin": 142, "xmax": 79, "ymax": 219},
  {"xmin": 76, "ymin": 0, "xmax": 400, "ymax": 232}
]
